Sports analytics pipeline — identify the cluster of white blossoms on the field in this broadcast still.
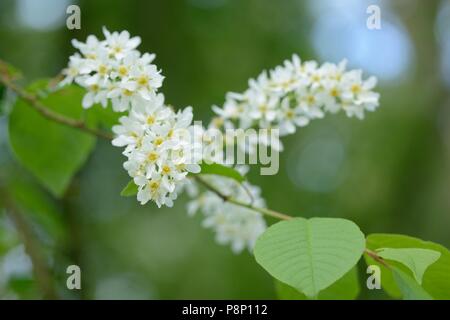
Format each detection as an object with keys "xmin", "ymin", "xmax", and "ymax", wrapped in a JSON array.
[
  {"xmin": 112, "ymin": 94, "xmax": 203, "ymax": 207},
  {"xmin": 185, "ymin": 167, "xmax": 267, "ymax": 253},
  {"xmin": 61, "ymin": 28, "xmax": 202, "ymax": 208},
  {"xmin": 210, "ymin": 54, "xmax": 380, "ymax": 151},
  {"xmin": 60, "ymin": 27, "xmax": 164, "ymax": 112}
]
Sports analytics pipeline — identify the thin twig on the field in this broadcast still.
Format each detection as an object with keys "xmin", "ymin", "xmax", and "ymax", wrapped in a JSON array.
[
  {"xmin": 0, "ymin": 60, "xmax": 112, "ymax": 140},
  {"xmin": 194, "ymin": 175, "xmax": 293, "ymax": 221},
  {"xmin": 240, "ymin": 182, "xmax": 255, "ymax": 205},
  {"xmin": 364, "ymin": 248, "xmax": 391, "ymax": 269}
]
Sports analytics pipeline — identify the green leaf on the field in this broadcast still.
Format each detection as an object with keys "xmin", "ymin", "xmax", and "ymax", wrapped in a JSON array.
[
  {"xmin": 120, "ymin": 180, "xmax": 138, "ymax": 197},
  {"xmin": 254, "ymin": 217, "xmax": 365, "ymax": 298},
  {"xmin": 199, "ymin": 163, "xmax": 245, "ymax": 183},
  {"xmin": 376, "ymin": 248, "xmax": 440, "ymax": 284},
  {"xmin": 365, "ymin": 233, "xmax": 450, "ymax": 299},
  {"xmin": 8, "ymin": 81, "xmax": 96, "ymax": 197},
  {"xmin": 392, "ymin": 268, "xmax": 433, "ymax": 300},
  {"xmin": 275, "ymin": 266, "xmax": 360, "ymax": 300}
]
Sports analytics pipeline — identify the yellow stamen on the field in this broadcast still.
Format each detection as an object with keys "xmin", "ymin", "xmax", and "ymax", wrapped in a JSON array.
[
  {"xmin": 137, "ymin": 75, "xmax": 149, "ymax": 86},
  {"xmin": 259, "ymin": 104, "xmax": 268, "ymax": 113},
  {"xmin": 149, "ymin": 181, "xmax": 160, "ymax": 191},
  {"xmin": 147, "ymin": 115, "xmax": 155, "ymax": 125},
  {"xmin": 154, "ymin": 137, "xmax": 164, "ymax": 146},
  {"xmin": 147, "ymin": 152, "xmax": 158, "ymax": 162},
  {"xmin": 90, "ymin": 84, "xmax": 99, "ymax": 92},
  {"xmin": 98, "ymin": 64, "xmax": 108, "ymax": 75},
  {"xmin": 123, "ymin": 89, "xmax": 133, "ymax": 96},
  {"xmin": 351, "ymin": 84, "xmax": 361, "ymax": 94},
  {"xmin": 286, "ymin": 110, "xmax": 294, "ymax": 119},
  {"xmin": 330, "ymin": 88, "xmax": 339, "ymax": 97},
  {"xmin": 162, "ymin": 165, "xmax": 171, "ymax": 175},
  {"xmin": 118, "ymin": 66, "xmax": 128, "ymax": 76}
]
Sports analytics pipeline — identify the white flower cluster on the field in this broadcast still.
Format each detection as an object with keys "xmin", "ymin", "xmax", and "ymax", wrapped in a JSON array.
[
  {"xmin": 186, "ymin": 167, "xmax": 267, "ymax": 253},
  {"xmin": 61, "ymin": 27, "xmax": 164, "ymax": 112},
  {"xmin": 112, "ymin": 94, "xmax": 202, "ymax": 207},
  {"xmin": 61, "ymin": 28, "xmax": 201, "ymax": 208},
  {"xmin": 211, "ymin": 54, "xmax": 380, "ymax": 147}
]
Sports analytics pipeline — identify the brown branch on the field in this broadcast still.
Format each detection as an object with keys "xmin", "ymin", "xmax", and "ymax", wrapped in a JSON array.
[{"xmin": 0, "ymin": 60, "xmax": 112, "ymax": 140}]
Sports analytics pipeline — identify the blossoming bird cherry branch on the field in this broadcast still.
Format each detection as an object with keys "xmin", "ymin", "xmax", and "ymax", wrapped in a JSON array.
[
  {"xmin": 41, "ymin": 27, "xmax": 381, "ymax": 253},
  {"xmin": 0, "ymin": 56, "xmax": 284, "ymax": 224},
  {"xmin": 0, "ymin": 58, "xmax": 289, "ymax": 222}
]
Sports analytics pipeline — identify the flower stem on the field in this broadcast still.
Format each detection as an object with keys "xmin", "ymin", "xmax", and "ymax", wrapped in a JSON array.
[{"xmin": 194, "ymin": 175, "xmax": 293, "ymax": 221}]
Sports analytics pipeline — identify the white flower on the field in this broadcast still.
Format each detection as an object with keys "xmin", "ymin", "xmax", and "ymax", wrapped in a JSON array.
[
  {"xmin": 107, "ymin": 79, "xmax": 140, "ymax": 112},
  {"xmin": 59, "ymin": 54, "xmax": 91, "ymax": 86},
  {"xmin": 128, "ymin": 64, "xmax": 164, "ymax": 100},
  {"xmin": 102, "ymin": 27, "xmax": 141, "ymax": 59},
  {"xmin": 341, "ymin": 72, "xmax": 380, "ymax": 119},
  {"xmin": 277, "ymin": 97, "xmax": 309, "ymax": 135},
  {"xmin": 71, "ymin": 35, "xmax": 103, "ymax": 59},
  {"xmin": 77, "ymin": 79, "xmax": 109, "ymax": 109}
]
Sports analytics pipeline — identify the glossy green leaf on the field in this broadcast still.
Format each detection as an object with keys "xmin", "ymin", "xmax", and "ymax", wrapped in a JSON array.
[
  {"xmin": 8, "ymin": 81, "xmax": 96, "ymax": 197},
  {"xmin": 377, "ymin": 248, "xmax": 440, "ymax": 284},
  {"xmin": 365, "ymin": 233, "xmax": 450, "ymax": 299},
  {"xmin": 254, "ymin": 217, "xmax": 365, "ymax": 298}
]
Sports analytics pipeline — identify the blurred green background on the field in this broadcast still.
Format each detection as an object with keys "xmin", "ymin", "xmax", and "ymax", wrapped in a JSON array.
[{"xmin": 1, "ymin": 0, "xmax": 450, "ymax": 299}]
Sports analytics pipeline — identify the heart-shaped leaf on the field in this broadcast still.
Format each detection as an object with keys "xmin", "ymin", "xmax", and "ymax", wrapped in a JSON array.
[{"xmin": 254, "ymin": 217, "xmax": 365, "ymax": 298}]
